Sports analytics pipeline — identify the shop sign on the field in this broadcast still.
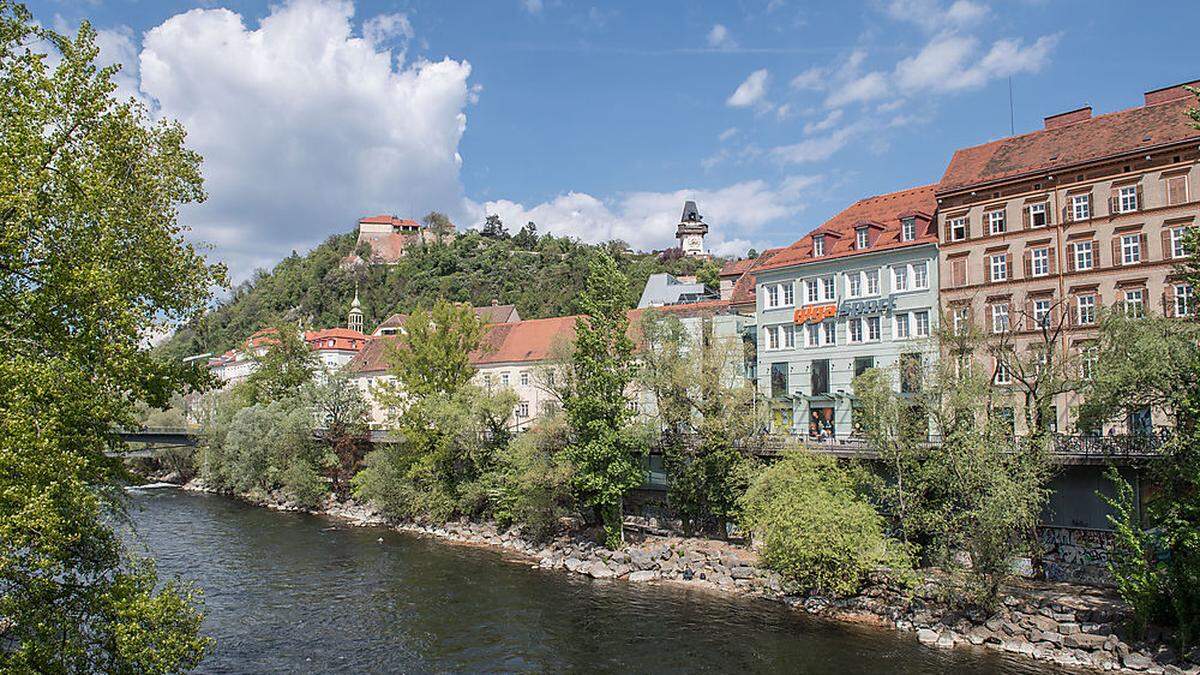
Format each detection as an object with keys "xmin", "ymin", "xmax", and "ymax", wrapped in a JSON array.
[
  {"xmin": 837, "ymin": 296, "xmax": 896, "ymax": 318},
  {"xmin": 793, "ymin": 304, "xmax": 837, "ymax": 324}
]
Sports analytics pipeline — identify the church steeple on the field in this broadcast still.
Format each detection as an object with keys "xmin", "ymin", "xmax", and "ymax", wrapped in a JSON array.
[{"xmin": 348, "ymin": 286, "xmax": 363, "ymax": 333}]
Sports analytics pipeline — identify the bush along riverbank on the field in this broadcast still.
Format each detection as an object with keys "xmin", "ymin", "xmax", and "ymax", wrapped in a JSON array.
[{"xmin": 174, "ymin": 478, "xmax": 1191, "ymax": 675}]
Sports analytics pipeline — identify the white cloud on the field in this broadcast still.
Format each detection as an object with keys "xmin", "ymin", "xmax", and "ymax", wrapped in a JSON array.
[
  {"xmin": 771, "ymin": 124, "xmax": 859, "ymax": 164},
  {"xmin": 726, "ymin": 68, "xmax": 769, "ymax": 108},
  {"xmin": 790, "ymin": 65, "xmax": 826, "ymax": 91},
  {"xmin": 137, "ymin": 0, "xmax": 474, "ymax": 280},
  {"xmin": 824, "ymin": 71, "xmax": 888, "ymax": 107},
  {"xmin": 885, "ymin": 0, "xmax": 988, "ymax": 32},
  {"xmin": 94, "ymin": 25, "xmax": 141, "ymax": 102},
  {"xmin": 362, "ymin": 12, "xmax": 413, "ymax": 47},
  {"xmin": 521, "ymin": 0, "xmax": 544, "ymax": 14},
  {"xmin": 977, "ymin": 33, "xmax": 1061, "ymax": 78},
  {"xmin": 707, "ymin": 23, "xmax": 736, "ymax": 50},
  {"xmin": 479, "ymin": 176, "xmax": 822, "ymax": 253},
  {"xmin": 894, "ymin": 32, "xmax": 1060, "ymax": 93},
  {"xmin": 803, "ymin": 108, "xmax": 843, "ymax": 134},
  {"xmin": 717, "ymin": 126, "xmax": 739, "ymax": 142}
]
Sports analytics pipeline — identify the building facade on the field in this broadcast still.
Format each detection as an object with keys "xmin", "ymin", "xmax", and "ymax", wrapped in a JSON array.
[
  {"xmin": 749, "ymin": 184, "xmax": 941, "ymax": 438},
  {"xmin": 936, "ymin": 81, "xmax": 1200, "ymax": 435}
]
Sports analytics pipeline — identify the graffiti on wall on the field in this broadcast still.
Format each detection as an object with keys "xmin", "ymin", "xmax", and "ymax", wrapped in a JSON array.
[{"xmin": 1038, "ymin": 526, "xmax": 1115, "ymax": 586}]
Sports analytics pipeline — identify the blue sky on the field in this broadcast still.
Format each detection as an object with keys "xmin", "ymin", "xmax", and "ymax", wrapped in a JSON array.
[{"xmin": 26, "ymin": 0, "xmax": 1200, "ymax": 279}]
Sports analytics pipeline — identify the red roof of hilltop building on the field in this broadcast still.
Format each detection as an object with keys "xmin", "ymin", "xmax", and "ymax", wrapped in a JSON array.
[
  {"xmin": 938, "ymin": 81, "xmax": 1200, "ymax": 194},
  {"xmin": 750, "ymin": 184, "xmax": 938, "ymax": 274}
]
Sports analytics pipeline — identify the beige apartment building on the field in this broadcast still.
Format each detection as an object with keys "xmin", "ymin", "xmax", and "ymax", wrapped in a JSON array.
[{"xmin": 936, "ymin": 81, "xmax": 1199, "ymax": 434}]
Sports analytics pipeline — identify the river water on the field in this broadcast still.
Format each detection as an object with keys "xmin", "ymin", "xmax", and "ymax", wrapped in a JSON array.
[{"xmin": 125, "ymin": 489, "xmax": 1067, "ymax": 673}]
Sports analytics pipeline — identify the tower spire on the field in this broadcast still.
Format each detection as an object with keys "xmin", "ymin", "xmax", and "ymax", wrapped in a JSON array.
[{"xmin": 348, "ymin": 284, "xmax": 364, "ymax": 333}]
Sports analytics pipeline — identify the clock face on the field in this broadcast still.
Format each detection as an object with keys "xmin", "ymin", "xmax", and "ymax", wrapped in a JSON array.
[{"xmin": 683, "ymin": 235, "xmax": 703, "ymax": 251}]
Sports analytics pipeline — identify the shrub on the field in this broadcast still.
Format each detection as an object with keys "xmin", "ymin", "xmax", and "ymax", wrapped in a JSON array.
[
  {"xmin": 486, "ymin": 415, "xmax": 576, "ymax": 540},
  {"xmin": 740, "ymin": 450, "xmax": 911, "ymax": 597},
  {"xmin": 281, "ymin": 458, "xmax": 327, "ymax": 510}
]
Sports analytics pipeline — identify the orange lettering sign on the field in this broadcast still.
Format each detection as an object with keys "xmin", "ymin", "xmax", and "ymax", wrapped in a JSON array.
[{"xmin": 793, "ymin": 304, "xmax": 838, "ymax": 324}]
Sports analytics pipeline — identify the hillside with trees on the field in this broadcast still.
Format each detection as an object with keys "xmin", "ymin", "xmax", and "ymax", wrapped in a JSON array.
[{"xmin": 161, "ymin": 216, "xmax": 729, "ymax": 360}]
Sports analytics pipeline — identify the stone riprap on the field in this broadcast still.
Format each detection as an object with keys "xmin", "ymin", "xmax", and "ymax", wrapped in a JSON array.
[{"xmin": 180, "ymin": 480, "xmax": 1194, "ymax": 675}]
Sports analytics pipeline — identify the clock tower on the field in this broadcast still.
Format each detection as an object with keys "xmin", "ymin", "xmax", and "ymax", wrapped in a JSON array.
[{"xmin": 675, "ymin": 200, "xmax": 708, "ymax": 257}]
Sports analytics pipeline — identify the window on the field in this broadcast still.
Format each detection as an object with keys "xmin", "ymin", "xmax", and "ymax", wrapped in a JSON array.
[
  {"xmin": 1033, "ymin": 298, "xmax": 1052, "ymax": 328},
  {"xmin": 856, "ymin": 227, "xmax": 870, "ymax": 249},
  {"xmin": 987, "ymin": 209, "xmax": 1007, "ymax": 235},
  {"xmin": 990, "ymin": 254, "xmax": 1008, "ymax": 282},
  {"xmin": 847, "ymin": 272, "xmax": 862, "ymax": 298},
  {"xmin": 893, "ymin": 266, "xmax": 909, "ymax": 292},
  {"xmin": 811, "ymin": 359, "xmax": 830, "ymax": 396},
  {"xmin": 993, "ymin": 359, "xmax": 1012, "ymax": 385},
  {"xmin": 953, "ymin": 306, "xmax": 970, "ymax": 335},
  {"xmin": 1076, "ymin": 294, "xmax": 1096, "ymax": 325},
  {"xmin": 895, "ymin": 313, "xmax": 910, "ymax": 339},
  {"xmin": 848, "ymin": 318, "xmax": 864, "ymax": 343},
  {"xmin": 783, "ymin": 324, "xmax": 796, "ymax": 349},
  {"xmin": 1176, "ymin": 284, "xmax": 1194, "ymax": 317},
  {"xmin": 914, "ymin": 310, "xmax": 930, "ymax": 337},
  {"xmin": 1124, "ymin": 289, "xmax": 1145, "ymax": 318},
  {"xmin": 950, "ymin": 257, "xmax": 967, "ymax": 287},
  {"xmin": 913, "ymin": 261, "xmax": 929, "ymax": 289},
  {"xmin": 804, "ymin": 279, "xmax": 819, "ymax": 304},
  {"xmin": 1166, "ymin": 174, "xmax": 1188, "ymax": 206},
  {"xmin": 500, "ymin": 372, "xmax": 510, "ymax": 386},
  {"xmin": 853, "ymin": 356, "xmax": 875, "ymax": 378},
  {"xmin": 1121, "ymin": 234, "xmax": 1142, "ymax": 265},
  {"xmin": 764, "ymin": 282, "xmax": 794, "ymax": 308},
  {"xmin": 1118, "ymin": 185, "xmax": 1139, "ymax": 213},
  {"xmin": 520, "ymin": 371, "xmax": 529, "ymax": 386},
  {"xmin": 806, "ymin": 323, "xmax": 820, "ymax": 348},
  {"xmin": 1028, "ymin": 202, "xmax": 1048, "ymax": 228},
  {"xmin": 867, "ymin": 316, "xmax": 881, "ymax": 341},
  {"xmin": 949, "ymin": 216, "xmax": 967, "ymax": 241},
  {"xmin": 770, "ymin": 362, "xmax": 788, "ymax": 399},
  {"xmin": 991, "ymin": 304, "xmax": 1010, "ymax": 333},
  {"xmin": 1170, "ymin": 227, "xmax": 1187, "ymax": 259},
  {"xmin": 901, "ymin": 217, "xmax": 916, "ymax": 242},
  {"xmin": 821, "ymin": 276, "xmax": 836, "ymax": 301},
  {"xmin": 813, "ymin": 235, "xmax": 825, "ymax": 257},
  {"xmin": 763, "ymin": 325, "xmax": 779, "ymax": 350},
  {"xmin": 1071, "ymin": 194, "xmax": 1091, "ymax": 221},
  {"xmin": 1081, "ymin": 347, "xmax": 1098, "ymax": 381},
  {"xmin": 865, "ymin": 270, "xmax": 880, "ymax": 296},
  {"xmin": 1030, "ymin": 248, "xmax": 1050, "ymax": 277},
  {"xmin": 822, "ymin": 320, "xmax": 836, "ymax": 345},
  {"xmin": 900, "ymin": 353, "xmax": 922, "ymax": 394},
  {"xmin": 517, "ymin": 401, "xmax": 529, "ymax": 418},
  {"xmin": 1073, "ymin": 241, "xmax": 1094, "ymax": 271}
]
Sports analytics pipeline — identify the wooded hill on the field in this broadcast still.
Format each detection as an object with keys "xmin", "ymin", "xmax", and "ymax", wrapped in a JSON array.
[{"xmin": 161, "ymin": 225, "xmax": 730, "ymax": 360}]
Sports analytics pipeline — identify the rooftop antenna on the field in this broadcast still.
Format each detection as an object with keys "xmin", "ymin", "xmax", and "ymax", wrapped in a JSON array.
[{"xmin": 1008, "ymin": 77, "xmax": 1015, "ymax": 136}]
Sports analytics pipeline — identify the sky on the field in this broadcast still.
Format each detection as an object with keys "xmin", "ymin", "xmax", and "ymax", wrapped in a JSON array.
[{"xmin": 25, "ymin": 0, "xmax": 1200, "ymax": 281}]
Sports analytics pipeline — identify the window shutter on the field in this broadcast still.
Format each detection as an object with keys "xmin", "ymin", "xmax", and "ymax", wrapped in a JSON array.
[
  {"xmin": 1109, "ymin": 189, "xmax": 1119, "ymax": 215},
  {"xmin": 1086, "ymin": 193, "xmax": 1093, "ymax": 217},
  {"xmin": 944, "ymin": 219, "xmax": 951, "ymax": 242},
  {"xmin": 1022, "ymin": 207, "xmax": 1030, "ymax": 230},
  {"xmin": 1025, "ymin": 298, "xmax": 1035, "ymax": 330},
  {"xmin": 1164, "ymin": 287, "xmax": 1175, "ymax": 318},
  {"xmin": 1065, "ymin": 243, "xmax": 1075, "ymax": 272},
  {"xmin": 1006, "ymin": 253, "xmax": 1013, "ymax": 280},
  {"xmin": 1112, "ymin": 237, "xmax": 1122, "ymax": 267},
  {"xmin": 1162, "ymin": 229, "xmax": 1174, "ymax": 260},
  {"xmin": 1022, "ymin": 250, "xmax": 1032, "ymax": 278},
  {"xmin": 1136, "ymin": 184, "xmax": 1145, "ymax": 211},
  {"xmin": 1140, "ymin": 233, "xmax": 1149, "ymax": 262},
  {"xmin": 1091, "ymin": 239, "xmax": 1099, "ymax": 268},
  {"xmin": 983, "ymin": 257, "xmax": 991, "ymax": 283},
  {"xmin": 1062, "ymin": 205, "xmax": 1072, "ymax": 224},
  {"xmin": 1067, "ymin": 296, "xmax": 1077, "ymax": 327},
  {"xmin": 1048, "ymin": 246, "xmax": 1057, "ymax": 274}
]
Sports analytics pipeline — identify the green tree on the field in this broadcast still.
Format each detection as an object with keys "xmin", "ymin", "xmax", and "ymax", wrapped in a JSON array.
[
  {"xmin": 740, "ymin": 450, "xmax": 912, "ymax": 597},
  {"xmin": 481, "ymin": 213, "xmax": 508, "ymax": 239},
  {"xmin": 638, "ymin": 311, "xmax": 761, "ymax": 536},
  {"xmin": 560, "ymin": 253, "xmax": 644, "ymax": 548},
  {"xmin": 245, "ymin": 324, "xmax": 316, "ymax": 403},
  {"xmin": 310, "ymin": 373, "xmax": 371, "ymax": 499},
  {"xmin": 0, "ymin": 4, "xmax": 220, "ymax": 669},
  {"xmin": 422, "ymin": 210, "xmax": 455, "ymax": 245},
  {"xmin": 1080, "ymin": 311, "xmax": 1200, "ymax": 647},
  {"xmin": 486, "ymin": 413, "xmax": 577, "ymax": 540},
  {"xmin": 513, "ymin": 221, "xmax": 539, "ymax": 249},
  {"xmin": 380, "ymin": 300, "xmax": 484, "ymax": 399}
]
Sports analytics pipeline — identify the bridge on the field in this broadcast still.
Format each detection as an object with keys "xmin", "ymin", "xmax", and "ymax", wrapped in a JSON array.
[{"xmin": 117, "ymin": 426, "xmax": 1169, "ymax": 467}]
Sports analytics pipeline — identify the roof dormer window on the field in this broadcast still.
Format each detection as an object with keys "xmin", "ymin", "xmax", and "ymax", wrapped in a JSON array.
[
  {"xmin": 813, "ymin": 235, "xmax": 825, "ymax": 257},
  {"xmin": 856, "ymin": 227, "xmax": 869, "ymax": 250},
  {"xmin": 900, "ymin": 217, "xmax": 915, "ymax": 242}
]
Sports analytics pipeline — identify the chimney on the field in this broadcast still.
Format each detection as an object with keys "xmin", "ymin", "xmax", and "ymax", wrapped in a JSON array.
[
  {"xmin": 1144, "ymin": 80, "xmax": 1200, "ymax": 106},
  {"xmin": 1044, "ymin": 106, "xmax": 1092, "ymax": 130}
]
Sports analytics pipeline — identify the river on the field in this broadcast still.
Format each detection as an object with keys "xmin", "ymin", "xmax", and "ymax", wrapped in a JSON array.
[{"xmin": 125, "ymin": 489, "xmax": 1068, "ymax": 673}]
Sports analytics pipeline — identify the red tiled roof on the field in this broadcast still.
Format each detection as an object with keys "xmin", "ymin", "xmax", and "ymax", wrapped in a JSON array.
[
  {"xmin": 719, "ymin": 258, "xmax": 755, "ymax": 278},
  {"xmin": 729, "ymin": 247, "xmax": 784, "ymax": 307},
  {"xmin": 938, "ymin": 88, "xmax": 1200, "ymax": 194},
  {"xmin": 751, "ymin": 184, "xmax": 938, "ymax": 274},
  {"xmin": 371, "ymin": 304, "xmax": 521, "ymax": 335},
  {"xmin": 358, "ymin": 214, "xmax": 420, "ymax": 229},
  {"xmin": 304, "ymin": 328, "xmax": 367, "ymax": 352}
]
